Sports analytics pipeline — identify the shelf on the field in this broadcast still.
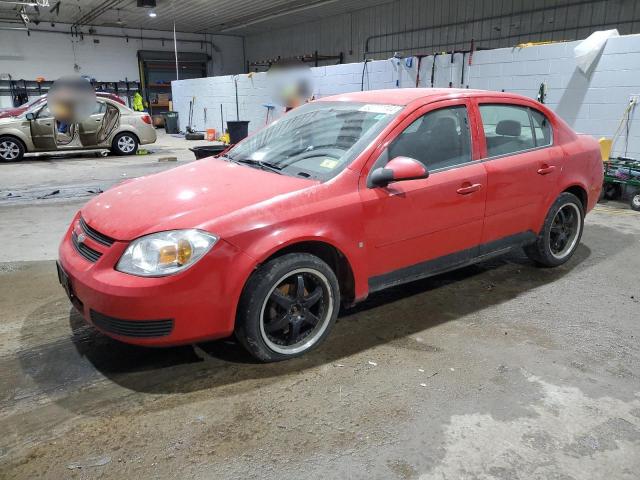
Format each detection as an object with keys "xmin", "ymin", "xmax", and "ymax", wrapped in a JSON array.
[
  {"xmin": 150, "ymin": 102, "xmax": 170, "ymax": 107},
  {"xmin": 148, "ymin": 83, "xmax": 172, "ymax": 88}
]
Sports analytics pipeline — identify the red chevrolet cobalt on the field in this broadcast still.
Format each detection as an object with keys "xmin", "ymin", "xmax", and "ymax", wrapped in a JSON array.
[{"xmin": 58, "ymin": 89, "xmax": 603, "ymax": 361}]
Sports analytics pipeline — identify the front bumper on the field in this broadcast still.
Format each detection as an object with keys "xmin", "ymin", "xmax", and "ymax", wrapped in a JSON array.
[{"xmin": 58, "ymin": 214, "xmax": 256, "ymax": 346}]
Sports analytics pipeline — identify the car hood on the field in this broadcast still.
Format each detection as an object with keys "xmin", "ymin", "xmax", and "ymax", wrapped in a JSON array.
[
  {"xmin": 81, "ymin": 158, "xmax": 316, "ymax": 241},
  {"xmin": 0, "ymin": 115, "xmax": 21, "ymax": 124},
  {"xmin": 0, "ymin": 108, "xmax": 24, "ymax": 119}
]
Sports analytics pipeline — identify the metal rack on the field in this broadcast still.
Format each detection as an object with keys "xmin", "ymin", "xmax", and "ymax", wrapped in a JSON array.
[
  {"xmin": 247, "ymin": 51, "xmax": 344, "ymax": 72},
  {"xmin": 0, "ymin": 77, "xmax": 140, "ymax": 108}
]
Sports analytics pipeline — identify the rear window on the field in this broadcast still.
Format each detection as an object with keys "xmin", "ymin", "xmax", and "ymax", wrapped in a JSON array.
[{"xmin": 531, "ymin": 109, "xmax": 552, "ymax": 147}]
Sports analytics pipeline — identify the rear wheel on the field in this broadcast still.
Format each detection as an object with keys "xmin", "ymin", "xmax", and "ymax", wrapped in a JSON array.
[
  {"xmin": 631, "ymin": 193, "xmax": 640, "ymax": 212},
  {"xmin": 111, "ymin": 132, "xmax": 138, "ymax": 156},
  {"xmin": 524, "ymin": 192, "xmax": 584, "ymax": 267},
  {"xmin": 235, "ymin": 253, "xmax": 340, "ymax": 362},
  {"xmin": 0, "ymin": 136, "xmax": 25, "ymax": 162}
]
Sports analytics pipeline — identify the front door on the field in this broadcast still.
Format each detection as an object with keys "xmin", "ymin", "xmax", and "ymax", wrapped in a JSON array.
[
  {"xmin": 360, "ymin": 101, "xmax": 487, "ymax": 291},
  {"xmin": 29, "ymin": 105, "xmax": 56, "ymax": 150},
  {"xmin": 476, "ymin": 101, "xmax": 561, "ymax": 245}
]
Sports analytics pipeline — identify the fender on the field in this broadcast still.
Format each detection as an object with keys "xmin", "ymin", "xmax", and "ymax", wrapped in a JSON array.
[
  {"xmin": 0, "ymin": 125, "xmax": 35, "ymax": 151},
  {"xmin": 232, "ymin": 228, "xmax": 370, "ymax": 303}
]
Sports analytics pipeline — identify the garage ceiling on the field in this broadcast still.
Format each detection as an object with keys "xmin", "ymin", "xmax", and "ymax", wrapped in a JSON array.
[{"xmin": 0, "ymin": 0, "xmax": 391, "ymax": 35}]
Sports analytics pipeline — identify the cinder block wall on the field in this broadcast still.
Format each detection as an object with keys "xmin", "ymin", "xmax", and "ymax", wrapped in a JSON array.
[
  {"xmin": 172, "ymin": 33, "xmax": 640, "ymax": 158},
  {"xmin": 466, "ymin": 34, "xmax": 640, "ymax": 158}
]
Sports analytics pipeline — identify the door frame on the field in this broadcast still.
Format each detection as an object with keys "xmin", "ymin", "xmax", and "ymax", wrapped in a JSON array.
[
  {"xmin": 358, "ymin": 97, "xmax": 484, "ymax": 186},
  {"xmin": 29, "ymin": 106, "xmax": 57, "ymax": 150}
]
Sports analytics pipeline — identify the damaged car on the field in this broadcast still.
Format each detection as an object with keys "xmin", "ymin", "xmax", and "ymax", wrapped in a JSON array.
[{"xmin": 0, "ymin": 97, "xmax": 156, "ymax": 161}]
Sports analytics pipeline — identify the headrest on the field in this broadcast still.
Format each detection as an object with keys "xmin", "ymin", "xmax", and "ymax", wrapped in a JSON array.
[
  {"xmin": 433, "ymin": 117, "xmax": 457, "ymax": 132},
  {"xmin": 495, "ymin": 119, "xmax": 521, "ymax": 137}
]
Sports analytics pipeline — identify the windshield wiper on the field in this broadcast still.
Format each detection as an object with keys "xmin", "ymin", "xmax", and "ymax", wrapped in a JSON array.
[{"xmin": 234, "ymin": 158, "xmax": 283, "ymax": 175}]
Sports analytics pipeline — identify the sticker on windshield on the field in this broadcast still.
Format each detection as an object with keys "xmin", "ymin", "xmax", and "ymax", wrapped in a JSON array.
[
  {"xmin": 358, "ymin": 104, "xmax": 402, "ymax": 115},
  {"xmin": 320, "ymin": 159, "xmax": 339, "ymax": 169}
]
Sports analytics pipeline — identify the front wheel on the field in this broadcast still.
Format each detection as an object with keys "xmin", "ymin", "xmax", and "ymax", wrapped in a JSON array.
[
  {"xmin": 235, "ymin": 253, "xmax": 340, "ymax": 362},
  {"xmin": 524, "ymin": 192, "xmax": 584, "ymax": 267},
  {"xmin": 111, "ymin": 132, "xmax": 138, "ymax": 156},
  {"xmin": 630, "ymin": 193, "xmax": 640, "ymax": 212},
  {"xmin": 0, "ymin": 136, "xmax": 25, "ymax": 162}
]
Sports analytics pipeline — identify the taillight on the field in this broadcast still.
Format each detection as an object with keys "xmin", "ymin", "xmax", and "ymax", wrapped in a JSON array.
[{"xmin": 141, "ymin": 115, "xmax": 152, "ymax": 124}]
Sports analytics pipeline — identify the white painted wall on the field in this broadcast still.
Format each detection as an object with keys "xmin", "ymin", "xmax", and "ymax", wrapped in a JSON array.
[
  {"xmin": 173, "ymin": 33, "xmax": 640, "ymax": 159},
  {"xmin": 0, "ymin": 23, "xmax": 244, "ymax": 107}
]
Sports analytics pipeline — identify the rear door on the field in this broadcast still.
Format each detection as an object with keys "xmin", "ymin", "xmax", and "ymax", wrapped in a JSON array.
[
  {"xmin": 78, "ymin": 101, "xmax": 106, "ymax": 147},
  {"xmin": 476, "ymin": 100, "xmax": 561, "ymax": 246}
]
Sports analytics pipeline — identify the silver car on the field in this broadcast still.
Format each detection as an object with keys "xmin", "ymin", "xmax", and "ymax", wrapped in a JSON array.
[{"xmin": 0, "ymin": 98, "xmax": 157, "ymax": 162}]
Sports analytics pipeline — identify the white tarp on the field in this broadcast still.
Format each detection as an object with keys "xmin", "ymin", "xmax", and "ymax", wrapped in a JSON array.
[{"xmin": 574, "ymin": 29, "xmax": 619, "ymax": 74}]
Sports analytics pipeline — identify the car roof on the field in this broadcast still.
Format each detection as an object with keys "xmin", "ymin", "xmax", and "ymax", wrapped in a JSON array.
[{"xmin": 317, "ymin": 88, "xmax": 530, "ymax": 106}]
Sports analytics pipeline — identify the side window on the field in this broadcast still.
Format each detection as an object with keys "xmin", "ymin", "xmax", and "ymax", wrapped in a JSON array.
[
  {"xmin": 530, "ymin": 109, "xmax": 552, "ymax": 147},
  {"xmin": 92, "ymin": 101, "xmax": 106, "ymax": 114},
  {"xmin": 37, "ymin": 105, "xmax": 52, "ymax": 118},
  {"xmin": 388, "ymin": 106, "xmax": 471, "ymax": 171},
  {"xmin": 479, "ymin": 104, "xmax": 535, "ymax": 157}
]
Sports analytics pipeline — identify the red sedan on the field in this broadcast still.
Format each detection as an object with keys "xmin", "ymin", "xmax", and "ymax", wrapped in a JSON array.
[{"xmin": 58, "ymin": 89, "xmax": 603, "ymax": 361}]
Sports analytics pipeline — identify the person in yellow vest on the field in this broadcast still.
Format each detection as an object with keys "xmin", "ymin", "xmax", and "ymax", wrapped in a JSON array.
[{"xmin": 133, "ymin": 91, "xmax": 144, "ymax": 112}]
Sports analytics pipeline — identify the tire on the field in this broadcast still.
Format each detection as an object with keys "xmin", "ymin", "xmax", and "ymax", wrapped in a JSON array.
[
  {"xmin": 630, "ymin": 193, "xmax": 640, "ymax": 212},
  {"xmin": 524, "ymin": 192, "xmax": 585, "ymax": 267},
  {"xmin": 603, "ymin": 182, "xmax": 621, "ymax": 200},
  {"xmin": 111, "ymin": 132, "xmax": 138, "ymax": 156},
  {"xmin": 235, "ymin": 253, "xmax": 340, "ymax": 362},
  {"xmin": 0, "ymin": 136, "xmax": 25, "ymax": 162}
]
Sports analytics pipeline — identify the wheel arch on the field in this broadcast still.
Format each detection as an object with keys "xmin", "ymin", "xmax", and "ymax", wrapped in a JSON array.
[
  {"xmin": 253, "ymin": 239, "xmax": 357, "ymax": 306},
  {"xmin": 562, "ymin": 184, "xmax": 588, "ymax": 211},
  {"xmin": 112, "ymin": 130, "xmax": 140, "ymax": 145},
  {"xmin": 0, "ymin": 134, "xmax": 28, "ymax": 152}
]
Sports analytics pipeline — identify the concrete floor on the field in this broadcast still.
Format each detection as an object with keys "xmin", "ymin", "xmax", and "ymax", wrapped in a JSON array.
[{"xmin": 1, "ymin": 132, "xmax": 639, "ymax": 479}]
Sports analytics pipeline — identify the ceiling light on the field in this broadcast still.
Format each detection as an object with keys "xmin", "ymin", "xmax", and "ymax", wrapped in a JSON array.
[{"xmin": 148, "ymin": 10, "xmax": 157, "ymax": 18}]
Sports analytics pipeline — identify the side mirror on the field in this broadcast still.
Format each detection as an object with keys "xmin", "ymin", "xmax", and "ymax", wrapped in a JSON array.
[
  {"xmin": 25, "ymin": 112, "xmax": 35, "ymax": 121},
  {"xmin": 369, "ymin": 156, "xmax": 429, "ymax": 187}
]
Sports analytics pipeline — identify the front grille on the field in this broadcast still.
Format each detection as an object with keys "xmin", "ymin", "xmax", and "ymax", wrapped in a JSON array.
[
  {"xmin": 90, "ymin": 310, "xmax": 174, "ymax": 338},
  {"xmin": 80, "ymin": 217, "xmax": 114, "ymax": 247},
  {"xmin": 72, "ymin": 232, "xmax": 102, "ymax": 262}
]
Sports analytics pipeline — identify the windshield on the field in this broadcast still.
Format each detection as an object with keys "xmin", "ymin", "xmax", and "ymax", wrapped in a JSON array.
[
  {"xmin": 20, "ymin": 96, "xmax": 45, "ymax": 108},
  {"xmin": 226, "ymin": 101, "xmax": 402, "ymax": 181}
]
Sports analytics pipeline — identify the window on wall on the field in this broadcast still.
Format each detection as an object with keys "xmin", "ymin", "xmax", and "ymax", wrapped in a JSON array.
[
  {"xmin": 479, "ymin": 104, "xmax": 536, "ymax": 157},
  {"xmin": 388, "ymin": 105, "xmax": 471, "ymax": 171},
  {"xmin": 531, "ymin": 109, "xmax": 552, "ymax": 147}
]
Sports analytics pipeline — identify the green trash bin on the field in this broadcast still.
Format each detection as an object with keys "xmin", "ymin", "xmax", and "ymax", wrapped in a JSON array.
[{"xmin": 164, "ymin": 111, "xmax": 179, "ymax": 134}]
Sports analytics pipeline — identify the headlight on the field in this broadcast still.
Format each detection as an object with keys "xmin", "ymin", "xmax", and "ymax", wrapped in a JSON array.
[{"xmin": 116, "ymin": 229, "xmax": 218, "ymax": 277}]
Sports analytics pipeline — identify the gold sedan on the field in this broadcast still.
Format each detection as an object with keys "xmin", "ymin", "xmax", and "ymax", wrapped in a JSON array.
[{"xmin": 0, "ymin": 98, "xmax": 157, "ymax": 162}]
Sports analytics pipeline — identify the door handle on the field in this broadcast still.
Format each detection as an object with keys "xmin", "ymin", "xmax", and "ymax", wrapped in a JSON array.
[
  {"xmin": 457, "ymin": 183, "xmax": 482, "ymax": 195},
  {"xmin": 537, "ymin": 165, "xmax": 556, "ymax": 175}
]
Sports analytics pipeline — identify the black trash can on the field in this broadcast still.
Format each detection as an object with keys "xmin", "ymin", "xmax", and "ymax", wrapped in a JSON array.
[
  {"xmin": 189, "ymin": 145, "xmax": 228, "ymax": 160},
  {"xmin": 164, "ymin": 111, "xmax": 180, "ymax": 134},
  {"xmin": 227, "ymin": 120, "xmax": 250, "ymax": 144}
]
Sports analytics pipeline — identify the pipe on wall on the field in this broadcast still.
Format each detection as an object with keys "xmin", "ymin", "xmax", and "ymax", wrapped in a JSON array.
[
  {"xmin": 363, "ymin": 0, "xmax": 618, "ymax": 55},
  {"xmin": 0, "ymin": 22, "xmax": 224, "ymax": 53}
]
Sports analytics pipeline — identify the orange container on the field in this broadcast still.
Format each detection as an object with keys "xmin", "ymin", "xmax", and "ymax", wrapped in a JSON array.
[{"xmin": 206, "ymin": 129, "xmax": 217, "ymax": 141}]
